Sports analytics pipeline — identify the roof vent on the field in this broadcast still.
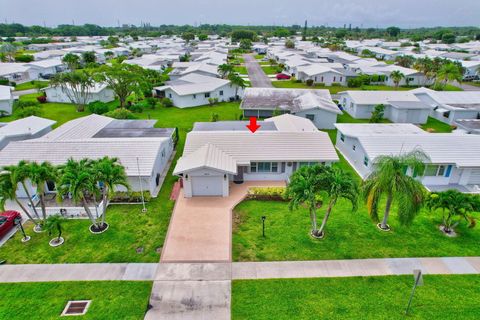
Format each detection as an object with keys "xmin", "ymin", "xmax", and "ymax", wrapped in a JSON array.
[{"xmin": 61, "ymin": 300, "xmax": 91, "ymax": 316}]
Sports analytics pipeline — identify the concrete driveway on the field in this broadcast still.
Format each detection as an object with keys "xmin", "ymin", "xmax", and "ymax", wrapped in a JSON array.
[
  {"xmin": 160, "ymin": 181, "xmax": 284, "ymax": 262},
  {"xmin": 243, "ymin": 54, "xmax": 273, "ymax": 88}
]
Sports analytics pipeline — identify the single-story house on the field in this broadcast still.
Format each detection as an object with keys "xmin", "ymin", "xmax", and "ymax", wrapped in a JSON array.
[
  {"xmin": 334, "ymin": 123, "xmax": 480, "ymax": 193},
  {"xmin": 461, "ymin": 60, "xmax": 480, "ymax": 78},
  {"xmin": 0, "ymin": 114, "xmax": 175, "ymax": 198},
  {"xmin": 338, "ymin": 90, "xmax": 432, "ymax": 124},
  {"xmin": 0, "ymin": 116, "xmax": 56, "ymax": 150},
  {"xmin": 240, "ymin": 88, "xmax": 341, "ymax": 129},
  {"xmin": 0, "ymin": 63, "xmax": 31, "ymax": 83},
  {"xmin": 0, "ymin": 85, "xmax": 14, "ymax": 115},
  {"xmin": 173, "ymin": 114, "xmax": 338, "ymax": 197},
  {"xmin": 168, "ymin": 62, "xmax": 219, "ymax": 80},
  {"xmin": 455, "ymin": 119, "xmax": 480, "ymax": 135},
  {"xmin": 25, "ymin": 58, "xmax": 66, "ymax": 80},
  {"xmin": 412, "ymin": 87, "xmax": 480, "ymax": 125},
  {"xmin": 44, "ymin": 83, "xmax": 115, "ymax": 104},
  {"xmin": 153, "ymin": 73, "xmax": 242, "ymax": 108},
  {"xmin": 296, "ymin": 64, "xmax": 347, "ymax": 86}
]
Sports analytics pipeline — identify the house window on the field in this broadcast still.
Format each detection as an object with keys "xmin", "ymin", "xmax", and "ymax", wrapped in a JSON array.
[
  {"xmin": 424, "ymin": 165, "xmax": 446, "ymax": 176},
  {"xmin": 219, "ymin": 90, "xmax": 224, "ymax": 96},
  {"xmin": 340, "ymin": 133, "xmax": 345, "ymax": 142},
  {"xmin": 321, "ymin": 76, "xmax": 324, "ymax": 82},
  {"xmin": 193, "ymin": 94, "xmax": 196, "ymax": 99},
  {"xmin": 168, "ymin": 93, "xmax": 172, "ymax": 98},
  {"xmin": 250, "ymin": 162, "xmax": 278, "ymax": 173},
  {"xmin": 306, "ymin": 114, "xmax": 315, "ymax": 121},
  {"xmin": 250, "ymin": 162, "xmax": 257, "ymax": 173},
  {"xmin": 363, "ymin": 156, "xmax": 369, "ymax": 167},
  {"xmin": 340, "ymin": 76, "xmax": 343, "ymax": 82},
  {"xmin": 205, "ymin": 92, "xmax": 210, "ymax": 98},
  {"xmin": 333, "ymin": 76, "xmax": 336, "ymax": 82}
]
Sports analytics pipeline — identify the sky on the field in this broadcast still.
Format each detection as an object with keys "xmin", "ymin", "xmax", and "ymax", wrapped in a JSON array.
[{"xmin": 1, "ymin": 0, "xmax": 479, "ymax": 28}]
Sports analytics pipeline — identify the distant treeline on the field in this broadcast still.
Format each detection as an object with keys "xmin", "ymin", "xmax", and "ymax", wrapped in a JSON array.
[{"xmin": 0, "ymin": 23, "xmax": 479, "ymax": 42}]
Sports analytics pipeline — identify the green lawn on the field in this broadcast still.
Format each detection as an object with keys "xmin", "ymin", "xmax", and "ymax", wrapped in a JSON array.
[
  {"xmin": 234, "ymin": 66, "xmax": 248, "ymax": 75},
  {"xmin": 442, "ymin": 84, "xmax": 463, "ymax": 91},
  {"xmin": 14, "ymin": 80, "xmax": 49, "ymax": 91},
  {"xmin": 254, "ymin": 54, "xmax": 265, "ymax": 60},
  {"xmin": 271, "ymin": 81, "xmax": 411, "ymax": 94},
  {"xmin": 261, "ymin": 66, "xmax": 282, "ymax": 75},
  {"xmin": 258, "ymin": 61, "xmax": 271, "ymax": 66},
  {"xmin": 421, "ymin": 117, "xmax": 453, "ymax": 133},
  {"xmin": 0, "ymin": 281, "xmax": 152, "ymax": 319},
  {"xmin": 0, "ymin": 100, "xmax": 242, "ymax": 264},
  {"xmin": 232, "ymin": 275, "xmax": 480, "ymax": 319}
]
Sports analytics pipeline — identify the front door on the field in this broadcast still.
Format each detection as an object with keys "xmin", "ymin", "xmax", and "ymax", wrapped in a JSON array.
[{"xmin": 233, "ymin": 166, "xmax": 246, "ymax": 183}]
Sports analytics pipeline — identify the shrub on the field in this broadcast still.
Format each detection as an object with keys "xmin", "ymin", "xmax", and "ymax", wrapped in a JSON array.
[
  {"xmin": 208, "ymin": 97, "xmax": 219, "ymax": 106},
  {"xmin": 14, "ymin": 100, "xmax": 40, "ymax": 109},
  {"xmin": 348, "ymin": 77, "xmax": 363, "ymax": 88},
  {"xmin": 315, "ymin": 82, "xmax": 325, "ymax": 87},
  {"xmin": 331, "ymin": 82, "xmax": 341, "ymax": 87},
  {"xmin": 211, "ymin": 113, "xmax": 219, "ymax": 122},
  {"xmin": 9, "ymin": 81, "xmax": 16, "ymax": 87},
  {"xmin": 104, "ymin": 108, "xmax": 136, "ymax": 119},
  {"xmin": 160, "ymin": 97, "xmax": 174, "ymax": 108},
  {"xmin": 145, "ymin": 97, "xmax": 157, "ymax": 109},
  {"xmin": 87, "ymin": 101, "xmax": 109, "ymax": 115},
  {"xmin": 128, "ymin": 102, "xmax": 145, "ymax": 113},
  {"xmin": 247, "ymin": 187, "xmax": 287, "ymax": 201},
  {"xmin": 110, "ymin": 191, "xmax": 152, "ymax": 203},
  {"xmin": 305, "ymin": 79, "xmax": 314, "ymax": 86},
  {"xmin": 15, "ymin": 54, "xmax": 34, "ymax": 62},
  {"xmin": 16, "ymin": 106, "xmax": 42, "ymax": 118},
  {"xmin": 0, "ymin": 78, "xmax": 9, "ymax": 86},
  {"xmin": 36, "ymin": 95, "xmax": 47, "ymax": 103}
]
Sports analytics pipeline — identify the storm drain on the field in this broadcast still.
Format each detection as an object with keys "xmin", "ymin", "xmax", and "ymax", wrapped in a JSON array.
[{"xmin": 61, "ymin": 300, "xmax": 91, "ymax": 316}]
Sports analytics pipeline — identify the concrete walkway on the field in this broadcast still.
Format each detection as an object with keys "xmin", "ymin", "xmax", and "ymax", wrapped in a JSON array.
[
  {"xmin": 243, "ymin": 54, "xmax": 273, "ymax": 88},
  {"xmin": 12, "ymin": 89, "xmax": 38, "ymax": 97}
]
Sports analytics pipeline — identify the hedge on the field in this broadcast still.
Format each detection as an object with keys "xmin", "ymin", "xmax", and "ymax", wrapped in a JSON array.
[
  {"xmin": 246, "ymin": 187, "xmax": 287, "ymax": 202},
  {"xmin": 111, "ymin": 191, "xmax": 152, "ymax": 203}
]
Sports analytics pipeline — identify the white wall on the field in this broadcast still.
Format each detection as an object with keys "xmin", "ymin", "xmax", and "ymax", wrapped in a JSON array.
[
  {"xmin": 0, "ymin": 98, "xmax": 13, "ymax": 114},
  {"xmin": 45, "ymin": 87, "xmax": 115, "ymax": 104},
  {"xmin": 164, "ymin": 83, "xmax": 242, "ymax": 108},
  {"xmin": 298, "ymin": 71, "xmax": 346, "ymax": 86},
  {"xmin": 294, "ymin": 109, "xmax": 339, "ymax": 129}
]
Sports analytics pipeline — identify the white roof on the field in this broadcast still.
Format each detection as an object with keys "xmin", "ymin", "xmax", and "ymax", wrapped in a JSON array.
[
  {"xmin": 26, "ymin": 58, "xmax": 63, "ymax": 69},
  {"xmin": 41, "ymin": 114, "xmax": 113, "ymax": 141},
  {"xmin": 174, "ymin": 143, "xmax": 237, "ymax": 174},
  {"xmin": 265, "ymin": 114, "xmax": 318, "ymax": 132},
  {"xmin": 335, "ymin": 123, "xmax": 427, "ymax": 137},
  {"xmin": 0, "ymin": 116, "xmax": 56, "ymax": 138},
  {"xmin": 0, "ymin": 63, "xmax": 30, "ymax": 76},
  {"xmin": 339, "ymin": 90, "xmax": 421, "ymax": 105},
  {"xmin": 296, "ymin": 64, "xmax": 342, "ymax": 76},
  {"xmin": 412, "ymin": 87, "xmax": 480, "ymax": 105},
  {"xmin": 358, "ymin": 134, "xmax": 480, "ymax": 167},
  {"xmin": 155, "ymin": 73, "xmax": 230, "ymax": 96},
  {"xmin": 0, "ymin": 85, "xmax": 13, "ymax": 100}
]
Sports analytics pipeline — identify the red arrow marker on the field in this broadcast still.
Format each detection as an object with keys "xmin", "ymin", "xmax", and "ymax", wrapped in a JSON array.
[{"xmin": 246, "ymin": 117, "xmax": 261, "ymax": 133}]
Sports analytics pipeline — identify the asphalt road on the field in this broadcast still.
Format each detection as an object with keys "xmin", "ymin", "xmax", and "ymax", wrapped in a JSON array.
[{"xmin": 243, "ymin": 54, "xmax": 273, "ymax": 88}]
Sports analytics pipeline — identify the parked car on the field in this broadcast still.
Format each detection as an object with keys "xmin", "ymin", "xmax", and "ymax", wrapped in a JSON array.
[
  {"xmin": 276, "ymin": 73, "xmax": 291, "ymax": 80},
  {"xmin": 463, "ymin": 75, "xmax": 479, "ymax": 81},
  {"xmin": 0, "ymin": 211, "xmax": 21, "ymax": 238}
]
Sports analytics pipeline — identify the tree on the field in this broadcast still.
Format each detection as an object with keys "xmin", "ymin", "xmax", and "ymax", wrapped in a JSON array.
[
  {"xmin": 286, "ymin": 165, "xmax": 324, "ymax": 237},
  {"xmin": 426, "ymin": 190, "xmax": 477, "ymax": 235},
  {"xmin": 104, "ymin": 51, "xmax": 115, "ymax": 60},
  {"xmin": 437, "ymin": 63, "xmax": 463, "ymax": 88},
  {"xmin": 390, "ymin": 70, "xmax": 404, "ymax": 88},
  {"xmin": 181, "ymin": 32, "xmax": 195, "ymax": 43},
  {"xmin": 198, "ymin": 34, "xmax": 208, "ymax": 41},
  {"xmin": 285, "ymin": 39, "xmax": 295, "ymax": 49},
  {"xmin": 231, "ymin": 30, "xmax": 256, "ymax": 42},
  {"xmin": 395, "ymin": 55, "xmax": 415, "ymax": 68},
  {"xmin": 92, "ymin": 157, "xmax": 129, "ymax": 230},
  {"xmin": 29, "ymin": 162, "xmax": 57, "ymax": 222},
  {"xmin": 239, "ymin": 39, "xmax": 252, "ymax": 51},
  {"xmin": 45, "ymin": 215, "xmax": 65, "ymax": 245},
  {"xmin": 82, "ymin": 51, "xmax": 96, "ymax": 64},
  {"xmin": 50, "ymin": 70, "xmax": 94, "ymax": 112},
  {"xmin": 363, "ymin": 150, "xmax": 428, "ymax": 231},
  {"xmin": 93, "ymin": 63, "xmax": 146, "ymax": 109},
  {"xmin": 218, "ymin": 63, "xmax": 234, "ymax": 79},
  {"xmin": 56, "ymin": 159, "xmax": 100, "ymax": 231},
  {"xmin": 15, "ymin": 54, "xmax": 34, "ymax": 62},
  {"xmin": 386, "ymin": 26, "xmax": 401, "ymax": 38},
  {"xmin": 369, "ymin": 104, "xmax": 385, "ymax": 123},
  {"xmin": 0, "ymin": 43, "xmax": 17, "ymax": 62},
  {"xmin": 316, "ymin": 166, "xmax": 359, "ymax": 237},
  {"xmin": 228, "ymin": 73, "xmax": 245, "ymax": 98},
  {"xmin": 62, "ymin": 53, "xmax": 81, "ymax": 70},
  {"xmin": 441, "ymin": 33, "xmax": 456, "ymax": 44}
]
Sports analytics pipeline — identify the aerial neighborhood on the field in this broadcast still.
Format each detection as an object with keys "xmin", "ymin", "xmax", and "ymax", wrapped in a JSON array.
[{"xmin": 0, "ymin": 10, "xmax": 480, "ymax": 320}]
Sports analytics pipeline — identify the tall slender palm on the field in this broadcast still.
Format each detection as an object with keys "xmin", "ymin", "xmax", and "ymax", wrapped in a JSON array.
[
  {"xmin": 317, "ymin": 167, "xmax": 359, "ymax": 237},
  {"xmin": 0, "ymin": 169, "xmax": 38, "ymax": 223},
  {"xmin": 92, "ymin": 157, "xmax": 129, "ymax": 229},
  {"xmin": 286, "ymin": 165, "xmax": 326, "ymax": 237},
  {"xmin": 228, "ymin": 73, "xmax": 246, "ymax": 98},
  {"xmin": 29, "ymin": 162, "xmax": 57, "ymax": 222},
  {"xmin": 5, "ymin": 162, "xmax": 41, "ymax": 220},
  {"xmin": 217, "ymin": 63, "xmax": 234, "ymax": 79},
  {"xmin": 390, "ymin": 70, "xmax": 404, "ymax": 88},
  {"xmin": 56, "ymin": 159, "xmax": 100, "ymax": 230},
  {"xmin": 363, "ymin": 150, "xmax": 428, "ymax": 231}
]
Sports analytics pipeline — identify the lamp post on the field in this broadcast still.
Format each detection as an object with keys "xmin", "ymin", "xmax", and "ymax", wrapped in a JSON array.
[
  {"xmin": 13, "ymin": 216, "xmax": 30, "ymax": 243},
  {"xmin": 261, "ymin": 216, "xmax": 266, "ymax": 238}
]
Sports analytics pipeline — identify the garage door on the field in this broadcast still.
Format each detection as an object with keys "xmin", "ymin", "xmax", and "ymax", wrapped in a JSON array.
[
  {"xmin": 468, "ymin": 169, "xmax": 480, "ymax": 185},
  {"xmin": 191, "ymin": 176, "xmax": 223, "ymax": 196}
]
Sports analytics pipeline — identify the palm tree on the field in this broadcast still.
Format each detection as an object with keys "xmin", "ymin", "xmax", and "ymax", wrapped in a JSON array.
[
  {"xmin": 286, "ymin": 165, "xmax": 326, "ymax": 237},
  {"xmin": 45, "ymin": 215, "xmax": 65, "ymax": 245},
  {"xmin": 316, "ymin": 167, "xmax": 359, "ymax": 237},
  {"xmin": 390, "ymin": 70, "xmax": 404, "ymax": 88},
  {"xmin": 363, "ymin": 150, "xmax": 428, "ymax": 231},
  {"xmin": 57, "ymin": 159, "xmax": 100, "ymax": 231},
  {"xmin": 92, "ymin": 157, "xmax": 129, "ymax": 230},
  {"xmin": 437, "ymin": 63, "xmax": 463, "ymax": 88},
  {"xmin": 228, "ymin": 73, "xmax": 246, "ymax": 99},
  {"xmin": 217, "ymin": 64, "xmax": 234, "ymax": 79},
  {"xmin": 29, "ymin": 162, "xmax": 57, "ymax": 222},
  {"xmin": 0, "ymin": 169, "xmax": 38, "ymax": 224}
]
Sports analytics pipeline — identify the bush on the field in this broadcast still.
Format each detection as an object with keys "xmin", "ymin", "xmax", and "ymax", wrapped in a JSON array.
[
  {"xmin": 331, "ymin": 82, "xmax": 341, "ymax": 87},
  {"xmin": 128, "ymin": 102, "xmax": 145, "ymax": 113},
  {"xmin": 88, "ymin": 101, "xmax": 109, "ymax": 115},
  {"xmin": 348, "ymin": 77, "xmax": 363, "ymax": 88},
  {"xmin": 247, "ymin": 187, "xmax": 287, "ymax": 201},
  {"xmin": 104, "ymin": 108, "xmax": 136, "ymax": 119},
  {"xmin": 305, "ymin": 79, "xmax": 314, "ymax": 86},
  {"xmin": 145, "ymin": 97, "xmax": 157, "ymax": 109},
  {"xmin": 15, "ymin": 54, "xmax": 34, "ymax": 62},
  {"xmin": 211, "ymin": 113, "xmax": 219, "ymax": 122},
  {"xmin": 14, "ymin": 100, "xmax": 40, "ymax": 109},
  {"xmin": 0, "ymin": 78, "xmax": 9, "ymax": 86},
  {"xmin": 315, "ymin": 82, "xmax": 325, "ymax": 87},
  {"xmin": 36, "ymin": 95, "xmax": 47, "ymax": 103},
  {"xmin": 16, "ymin": 106, "xmax": 42, "ymax": 118},
  {"xmin": 110, "ymin": 191, "xmax": 152, "ymax": 203},
  {"xmin": 160, "ymin": 97, "xmax": 174, "ymax": 108},
  {"xmin": 208, "ymin": 97, "xmax": 219, "ymax": 106}
]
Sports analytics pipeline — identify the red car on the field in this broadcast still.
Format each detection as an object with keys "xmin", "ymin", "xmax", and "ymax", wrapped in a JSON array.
[
  {"xmin": 0, "ymin": 211, "xmax": 21, "ymax": 238},
  {"xmin": 276, "ymin": 73, "xmax": 291, "ymax": 80}
]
